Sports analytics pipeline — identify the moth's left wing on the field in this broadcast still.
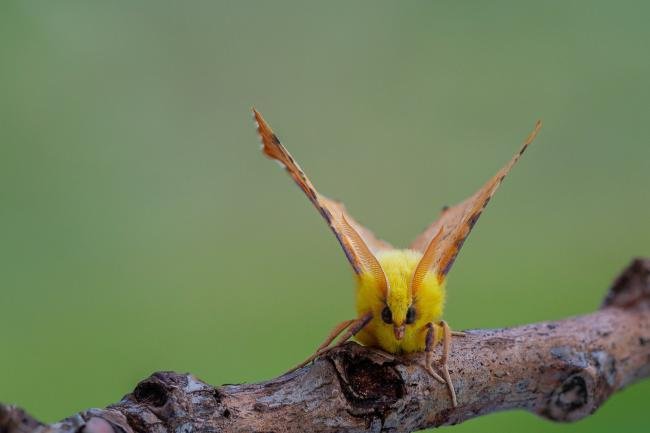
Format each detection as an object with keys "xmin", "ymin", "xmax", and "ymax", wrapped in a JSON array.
[
  {"xmin": 253, "ymin": 108, "xmax": 393, "ymax": 281},
  {"xmin": 410, "ymin": 121, "xmax": 542, "ymax": 285}
]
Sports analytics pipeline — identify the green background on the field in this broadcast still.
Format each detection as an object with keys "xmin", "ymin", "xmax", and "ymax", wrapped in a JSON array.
[{"xmin": 2, "ymin": 1, "xmax": 649, "ymax": 432}]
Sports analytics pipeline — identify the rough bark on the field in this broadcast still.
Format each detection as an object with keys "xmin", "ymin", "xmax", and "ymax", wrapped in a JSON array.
[{"xmin": 2, "ymin": 258, "xmax": 650, "ymax": 433}]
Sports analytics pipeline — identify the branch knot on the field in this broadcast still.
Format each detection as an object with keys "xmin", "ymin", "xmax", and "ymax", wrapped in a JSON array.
[{"xmin": 602, "ymin": 258, "xmax": 650, "ymax": 309}]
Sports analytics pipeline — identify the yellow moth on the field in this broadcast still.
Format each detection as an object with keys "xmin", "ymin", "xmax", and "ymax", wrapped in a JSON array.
[{"xmin": 253, "ymin": 108, "xmax": 541, "ymax": 407}]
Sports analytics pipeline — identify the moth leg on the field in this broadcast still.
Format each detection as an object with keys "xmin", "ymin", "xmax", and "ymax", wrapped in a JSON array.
[
  {"xmin": 315, "ymin": 319, "xmax": 356, "ymax": 353},
  {"xmin": 438, "ymin": 320, "xmax": 459, "ymax": 408},
  {"xmin": 451, "ymin": 330, "xmax": 467, "ymax": 337},
  {"xmin": 287, "ymin": 313, "xmax": 372, "ymax": 373},
  {"xmin": 423, "ymin": 323, "xmax": 445, "ymax": 384},
  {"xmin": 331, "ymin": 312, "xmax": 373, "ymax": 347},
  {"xmin": 308, "ymin": 313, "xmax": 373, "ymax": 360},
  {"xmin": 287, "ymin": 319, "xmax": 355, "ymax": 373}
]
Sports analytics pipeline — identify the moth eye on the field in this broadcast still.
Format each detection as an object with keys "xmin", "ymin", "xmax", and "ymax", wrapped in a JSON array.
[
  {"xmin": 381, "ymin": 306, "xmax": 392, "ymax": 324},
  {"xmin": 405, "ymin": 306, "xmax": 416, "ymax": 324}
]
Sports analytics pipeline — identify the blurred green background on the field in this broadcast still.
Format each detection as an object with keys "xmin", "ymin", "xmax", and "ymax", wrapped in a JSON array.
[{"xmin": 1, "ymin": 1, "xmax": 649, "ymax": 432}]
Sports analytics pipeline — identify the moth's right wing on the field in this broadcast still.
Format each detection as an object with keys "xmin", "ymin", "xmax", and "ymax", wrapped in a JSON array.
[{"xmin": 253, "ymin": 108, "xmax": 392, "ymax": 290}]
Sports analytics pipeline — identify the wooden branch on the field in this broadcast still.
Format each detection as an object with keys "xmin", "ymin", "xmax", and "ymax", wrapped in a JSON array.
[{"xmin": 2, "ymin": 258, "xmax": 650, "ymax": 433}]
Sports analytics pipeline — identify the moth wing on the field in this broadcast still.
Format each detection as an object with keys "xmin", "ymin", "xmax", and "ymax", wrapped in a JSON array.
[
  {"xmin": 410, "ymin": 121, "xmax": 542, "ymax": 281},
  {"xmin": 253, "ymin": 108, "xmax": 393, "ymax": 277},
  {"xmin": 320, "ymin": 196, "xmax": 394, "ymax": 254}
]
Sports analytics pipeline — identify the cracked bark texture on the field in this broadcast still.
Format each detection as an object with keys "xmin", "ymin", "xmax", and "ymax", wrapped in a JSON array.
[{"xmin": 2, "ymin": 258, "xmax": 650, "ymax": 433}]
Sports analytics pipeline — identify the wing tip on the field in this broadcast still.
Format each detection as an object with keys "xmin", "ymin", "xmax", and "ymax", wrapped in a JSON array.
[
  {"xmin": 525, "ymin": 120, "xmax": 543, "ymax": 146},
  {"xmin": 252, "ymin": 107, "xmax": 265, "ymax": 132},
  {"xmin": 251, "ymin": 107, "xmax": 276, "ymax": 155},
  {"xmin": 516, "ymin": 119, "xmax": 543, "ymax": 158}
]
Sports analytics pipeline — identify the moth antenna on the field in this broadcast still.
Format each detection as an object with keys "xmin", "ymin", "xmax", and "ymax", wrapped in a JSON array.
[
  {"xmin": 411, "ymin": 226, "xmax": 444, "ymax": 293},
  {"xmin": 340, "ymin": 214, "xmax": 389, "ymax": 296}
]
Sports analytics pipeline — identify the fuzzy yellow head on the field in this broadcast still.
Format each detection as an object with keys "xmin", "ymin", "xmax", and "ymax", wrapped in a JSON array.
[{"xmin": 355, "ymin": 249, "xmax": 445, "ymax": 354}]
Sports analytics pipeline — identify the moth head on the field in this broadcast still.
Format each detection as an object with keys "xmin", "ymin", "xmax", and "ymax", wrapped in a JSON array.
[
  {"xmin": 363, "ymin": 250, "xmax": 422, "ymax": 341},
  {"xmin": 382, "ymin": 290, "xmax": 417, "ymax": 340},
  {"xmin": 372, "ymin": 228, "xmax": 446, "ymax": 342}
]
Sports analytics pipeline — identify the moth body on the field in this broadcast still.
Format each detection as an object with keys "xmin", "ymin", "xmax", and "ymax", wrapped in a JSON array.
[
  {"xmin": 252, "ymin": 107, "xmax": 541, "ymax": 408},
  {"xmin": 355, "ymin": 249, "xmax": 446, "ymax": 354}
]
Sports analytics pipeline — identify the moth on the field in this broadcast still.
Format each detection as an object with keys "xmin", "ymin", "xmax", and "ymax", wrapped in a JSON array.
[{"xmin": 253, "ymin": 108, "xmax": 541, "ymax": 407}]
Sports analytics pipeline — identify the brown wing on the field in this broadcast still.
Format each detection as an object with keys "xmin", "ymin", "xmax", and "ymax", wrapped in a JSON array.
[
  {"xmin": 253, "ymin": 108, "xmax": 393, "ymax": 283},
  {"xmin": 410, "ymin": 121, "xmax": 542, "ymax": 283}
]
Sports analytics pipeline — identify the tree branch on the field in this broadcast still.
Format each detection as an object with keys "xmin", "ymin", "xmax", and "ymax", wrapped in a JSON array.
[{"xmin": 2, "ymin": 258, "xmax": 650, "ymax": 433}]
